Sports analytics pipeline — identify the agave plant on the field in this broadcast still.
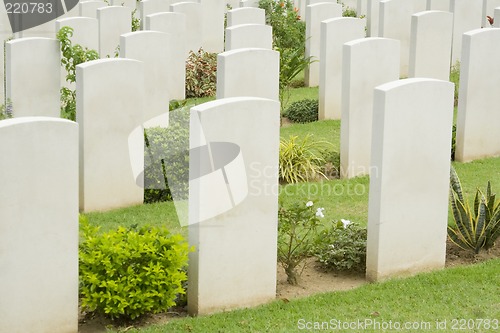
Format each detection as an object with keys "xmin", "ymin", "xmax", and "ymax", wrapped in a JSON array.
[{"xmin": 448, "ymin": 167, "xmax": 500, "ymax": 254}]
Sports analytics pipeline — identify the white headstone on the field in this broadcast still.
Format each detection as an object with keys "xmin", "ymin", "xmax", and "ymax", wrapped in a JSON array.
[
  {"xmin": 200, "ymin": 0, "xmax": 225, "ymax": 53},
  {"xmin": 495, "ymin": 7, "xmax": 500, "ymax": 27},
  {"xmin": 140, "ymin": 0, "xmax": 173, "ymax": 28},
  {"xmin": 216, "ymin": 48, "xmax": 280, "ymax": 101},
  {"xmin": 340, "ymin": 37, "xmax": 400, "ymax": 178},
  {"xmin": 455, "ymin": 28, "xmax": 500, "ymax": 162},
  {"xmin": 357, "ymin": 0, "xmax": 368, "ymax": 15},
  {"xmin": 367, "ymin": 0, "xmax": 381, "ymax": 37},
  {"xmin": 170, "ymin": 2, "xmax": 202, "ymax": 53},
  {"xmin": 409, "ymin": 10, "xmax": 453, "ymax": 80},
  {"xmin": 120, "ymin": 31, "xmax": 170, "ymax": 127},
  {"xmin": 367, "ymin": 78, "xmax": 454, "ymax": 281},
  {"xmin": 56, "ymin": 17, "xmax": 99, "ymax": 90},
  {"xmin": 188, "ymin": 97, "xmax": 280, "ymax": 315},
  {"xmin": 450, "ymin": 0, "xmax": 482, "ymax": 64},
  {"xmin": 146, "ymin": 12, "xmax": 187, "ymax": 100},
  {"xmin": 225, "ymin": 24, "xmax": 273, "ymax": 51},
  {"xmin": 0, "ymin": 117, "xmax": 78, "ymax": 333},
  {"xmin": 319, "ymin": 17, "xmax": 365, "ymax": 120},
  {"xmin": 98, "ymin": 6, "xmax": 132, "ymax": 58},
  {"xmin": 379, "ymin": 0, "xmax": 422, "ymax": 77},
  {"xmin": 56, "ymin": 17, "xmax": 99, "ymax": 51},
  {"xmin": 6, "ymin": 38, "xmax": 60, "ymax": 118},
  {"xmin": 305, "ymin": 2, "xmax": 342, "ymax": 87},
  {"xmin": 426, "ymin": 0, "xmax": 451, "ymax": 11},
  {"xmin": 482, "ymin": 0, "xmax": 500, "ymax": 27},
  {"xmin": 111, "ymin": 0, "xmax": 137, "ymax": 10},
  {"xmin": 76, "ymin": 58, "xmax": 144, "ymax": 211},
  {"xmin": 226, "ymin": 7, "xmax": 266, "ymax": 27},
  {"xmin": 240, "ymin": 0, "xmax": 259, "ymax": 7},
  {"xmin": 80, "ymin": 0, "xmax": 108, "ymax": 18}
]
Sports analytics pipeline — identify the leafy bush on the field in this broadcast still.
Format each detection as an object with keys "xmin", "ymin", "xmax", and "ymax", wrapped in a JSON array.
[
  {"xmin": 315, "ymin": 220, "xmax": 367, "ymax": 272},
  {"xmin": 342, "ymin": 6, "xmax": 357, "ymax": 17},
  {"xmin": 259, "ymin": 0, "xmax": 311, "ymax": 110},
  {"xmin": 185, "ymin": 48, "xmax": 217, "ymax": 98},
  {"xmin": 448, "ymin": 167, "xmax": 500, "ymax": 254},
  {"xmin": 278, "ymin": 200, "xmax": 324, "ymax": 285},
  {"xmin": 144, "ymin": 107, "xmax": 189, "ymax": 204},
  {"xmin": 283, "ymin": 99, "xmax": 319, "ymax": 123},
  {"xmin": 279, "ymin": 134, "xmax": 330, "ymax": 183},
  {"xmin": 57, "ymin": 26, "xmax": 99, "ymax": 121},
  {"xmin": 451, "ymin": 124, "xmax": 456, "ymax": 161},
  {"xmin": 79, "ymin": 216, "xmax": 190, "ymax": 320}
]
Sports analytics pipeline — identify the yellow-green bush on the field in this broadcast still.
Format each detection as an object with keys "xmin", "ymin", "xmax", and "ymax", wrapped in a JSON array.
[{"xmin": 79, "ymin": 217, "xmax": 190, "ymax": 320}]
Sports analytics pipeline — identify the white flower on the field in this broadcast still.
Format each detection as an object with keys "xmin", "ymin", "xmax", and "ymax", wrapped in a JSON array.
[
  {"xmin": 306, "ymin": 201, "xmax": 313, "ymax": 207},
  {"xmin": 341, "ymin": 219, "xmax": 351, "ymax": 228},
  {"xmin": 316, "ymin": 207, "xmax": 325, "ymax": 218}
]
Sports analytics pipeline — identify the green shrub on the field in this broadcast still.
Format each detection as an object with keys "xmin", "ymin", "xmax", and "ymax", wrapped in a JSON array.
[
  {"xmin": 259, "ymin": 0, "xmax": 311, "ymax": 110},
  {"xmin": 279, "ymin": 134, "xmax": 330, "ymax": 183},
  {"xmin": 451, "ymin": 124, "xmax": 456, "ymax": 160},
  {"xmin": 342, "ymin": 6, "xmax": 357, "ymax": 17},
  {"xmin": 185, "ymin": 48, "xmax": 217, "ymax": 98},
  {"xmin": 144, "ymin": 107, "xmax": 189, "ymax": 204},
  {"xmin": 57, "ymin": 26, "xmax": 99, "ymax": 121},
  {"xmin": 448, "ymin": 167, "xmax": 500, "ymax": 254},
  {"xmin": 79, "ymin": 216, "xmax": 190, "ymax": 320},
  {"xmin": 278, "ymin": 200, "xmax": 324, "ymax": 285},
  {"xmin": 283, "ymin": 99, "xmax": 319, "ymax": 123},
  {"xmin": 315, "ymin": 220, "xmax": 367, "ymax": 272}
]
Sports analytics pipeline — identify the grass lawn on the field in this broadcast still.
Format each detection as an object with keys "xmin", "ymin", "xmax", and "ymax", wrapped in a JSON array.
[
  {"xmin": 109, "ymin": 259, "xmax": 500, "ymax": 333},
  {"xmin": 83, "ymin": 85, "xmax": 500, "ymax": 332}
]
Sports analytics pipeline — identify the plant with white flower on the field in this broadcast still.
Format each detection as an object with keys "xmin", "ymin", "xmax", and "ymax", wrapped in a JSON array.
[
  {"xmin": 277, "ymin": 200, "xmax": 324, "ymax": 285},
  {"xmin": 316, "ymin": 207, "xmax": 325, "ymax": 218},
  {"xmin": 341, "ymin": 219, "xmax": 351, "ymax": 228}
]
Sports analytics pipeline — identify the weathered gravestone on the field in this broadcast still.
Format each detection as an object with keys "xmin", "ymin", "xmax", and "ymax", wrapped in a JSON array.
[
  {"xmin": 455, "ymin": 28, "xmax": 500, "ymax": 162},
  {"xmin": 340, "ymin": 37, "xmax": 400, "ymax": 179},
  {"xmin": 6, "ymin": 37, "xmax": 60, "ymax": 117},
  {"xmin": 367, "ymin": 78, "xmax": 454, "ymax": 281},
  {"xmin": 409, "ymin": 10, "xmax": 453, "ymax": 80},
  {"xmin": 225, "ymin": 24, "xmax": 272, "ymax": 51},
  {"xmin": 0, "ymin": 117, "xmax": 78, "ymax": 333},
  {"xmin": 145, "ymin": 12, "xmax": 186, "ymax": 100},
  {"xmin": 76, "ymin": 59, "xmax": 144, "ymax": 211},
  {"xmin": 216, "ymin": 48, "xmax": 279, "ymax": 101},
  {"xmin": 319, "ymin": 17, "xmax": 365, "ymax": 120},
  {"xmin": 188, "ymin": 97, "xmax": 280, "ymax": 315}
]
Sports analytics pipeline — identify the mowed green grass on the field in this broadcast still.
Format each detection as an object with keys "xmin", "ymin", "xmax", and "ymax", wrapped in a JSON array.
[
  {"xmin": 83, "ymin": 85, "xmax": 500, "ymax": 333},
  {"xmin": 109, "ymin": 259, "xmax": 500, "ymax": 333}
]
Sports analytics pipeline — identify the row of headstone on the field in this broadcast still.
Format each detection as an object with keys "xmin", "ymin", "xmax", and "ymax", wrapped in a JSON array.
[{"xmin": 225, "ymin": 7, "xmax": 272, "ymax": 51}]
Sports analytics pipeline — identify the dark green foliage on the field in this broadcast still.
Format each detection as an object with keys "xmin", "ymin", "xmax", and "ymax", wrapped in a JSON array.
[
  {"xmin": 315, "ymin": 221, "xmax": 367, "ymax": 272},
  {"xmin": 185, "ymin": 48, "xmax": 217, "ymax": 98},
  {"xmin": 56, "ymin": 26, "xmax": 99, "ymax": 121},
  {"xmin": 284, "ymin": 99, "xmax": 319, "ymax": 123},
  {"xmin": 448, "ymin": 167, "xmax": 500, "ymax": 254},
  {"xmin": 144, "ymin": 108, "xmax": 189, "ymax": 204},
  {"xmin": 79, "ymin": 216, "xmax": 190, "ymax": 320}
]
